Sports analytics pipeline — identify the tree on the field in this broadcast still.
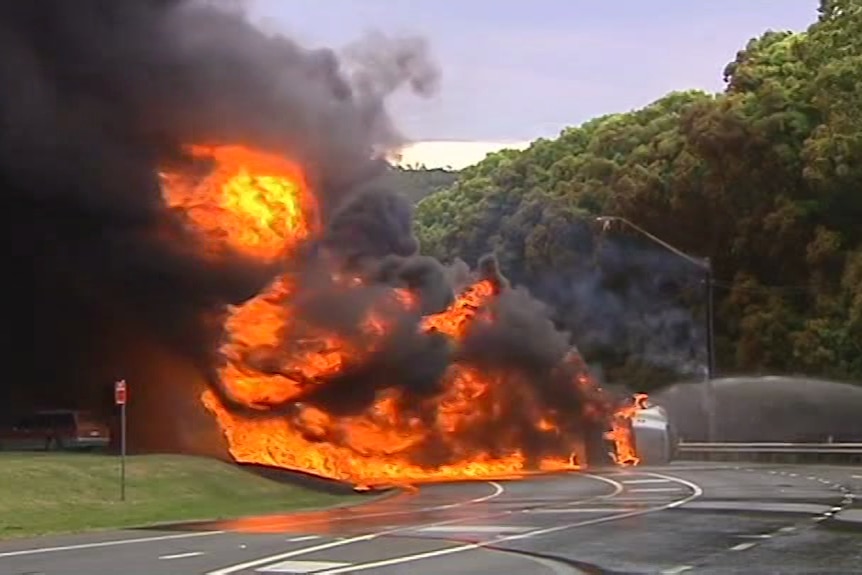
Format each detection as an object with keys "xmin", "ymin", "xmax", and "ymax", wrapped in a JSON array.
[{"xmin": 415, "ymin": 6, "xmax": 862, "ymax": 388}]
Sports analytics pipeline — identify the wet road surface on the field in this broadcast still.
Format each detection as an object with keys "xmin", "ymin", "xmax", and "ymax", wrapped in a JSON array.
[{"xmin": 0, "ymin": 462, "xmax": 860, "ymax": 574}]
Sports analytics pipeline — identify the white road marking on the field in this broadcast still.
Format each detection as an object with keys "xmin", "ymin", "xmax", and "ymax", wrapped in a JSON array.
[
  {"xmin": 852, "ymin": 475, "xmax": 862, "ymax": 480},
  {"xmin": 585, "ymin": 472, "xmax": 626, "ymax": 498},
  {"xmin": 285, "ymin": 536, "xmax": 320, "ymax": 543},
  {"xmin": 661, "ymin": 566, "xmax": 694, "ymax": 574},
  {"xmin": 159, "ymin": 551, "xmax": 205, "ymax": 560},
  {"xmin": 628, "ymin": 487, "xmax": 682, "ymax": 493},
  {"xmin": 0, "ymin": 530, "xmax": 225, "ymax": 559},
  {"xmin": 417, "ymin": 525, "xmax": 532, "ymax": 533},
  {"xmin": 206, "ymin": 481, "xmax": 507, "ymax": 575},
  {"xmin": 529, "ymin": 507, "xmax": 637, "ymax": 514},
  {"xmin": 208, "ymin": 535, "xmax": 379, "ymax": 575},
  {"xmin": 621, "ymin": 478, "xmax": 671, "ymax": 484},
  {"xmin": 257, "ymin": 560, "xmax": 349, "ymax": 573},
  {"xmin": 737, "ymin": 534, "xmax": 772, "ymax": 539},
  {"xmin": 314, "ymin": 472, "xmax": 702, "ymax": 574},
  {"xmin": 730, "ymin": 542, "xmax": 758, "ymax": 552},
  {"xmin": 778, "ymin": 526, "xmax": 796, "ymax": 533},
  {"xmin": 210, "ymin": 473, "xmax": 625, "ymax": 575},
  {"xmin": 604, "ymin": 496, "xmax": 680, "ymax": 503}
]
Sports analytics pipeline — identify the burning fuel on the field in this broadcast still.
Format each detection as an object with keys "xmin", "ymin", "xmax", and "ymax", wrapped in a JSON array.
[
  {"xmin": 9, "ymin": 1, "xmax": 645, "ymax": 485},
  {"xmin": 161, "ymin": 145, "xmax": 646, "ymax": 486}
]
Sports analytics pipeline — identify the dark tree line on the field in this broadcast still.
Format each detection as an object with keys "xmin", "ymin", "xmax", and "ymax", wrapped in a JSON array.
[{"xmin": 414, "ymin": 1, "xmax": 862, "ymax": 390}]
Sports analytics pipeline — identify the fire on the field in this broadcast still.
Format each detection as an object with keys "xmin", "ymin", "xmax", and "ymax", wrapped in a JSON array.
[
  {"xmin": 160, "ymin": 144, "xmax": 645, "ymax": 486},
  {"xmin": 161, "ymin": 145, "xmax": 317, "ymax": 260},
  {"xmin": 606, "ymin": 393, "xmax": 649, "ymax": 466}
]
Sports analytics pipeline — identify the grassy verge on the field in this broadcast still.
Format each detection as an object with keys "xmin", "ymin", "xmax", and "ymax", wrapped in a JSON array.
[{"xmin": 0, "ymin": 452, "xmax": 353, "ymax": 539}]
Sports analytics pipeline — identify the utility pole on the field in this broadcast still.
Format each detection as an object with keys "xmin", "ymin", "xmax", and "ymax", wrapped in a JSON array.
[
  {"xmin": 595, "ymin": 216, "xmax": 717, "ymax": 441},
  {"xmin": 704, "ymin": 258, "xmax": 717, "ymax": 442}
]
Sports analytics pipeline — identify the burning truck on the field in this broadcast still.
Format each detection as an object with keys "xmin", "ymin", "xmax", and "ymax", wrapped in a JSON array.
[{"xmin": 8, "ymin": 1, "xmax": 646, "ymax": 488}]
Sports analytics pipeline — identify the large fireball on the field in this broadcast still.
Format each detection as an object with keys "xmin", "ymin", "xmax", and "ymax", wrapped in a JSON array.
[{"xmin": 160, "ymin": 144, "xmax": 642, "ymax": 487}]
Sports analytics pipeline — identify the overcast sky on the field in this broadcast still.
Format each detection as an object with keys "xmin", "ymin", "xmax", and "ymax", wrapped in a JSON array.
[{"xmin": 248, "ymin": 0, "xmax": 818, "ymax": 143}]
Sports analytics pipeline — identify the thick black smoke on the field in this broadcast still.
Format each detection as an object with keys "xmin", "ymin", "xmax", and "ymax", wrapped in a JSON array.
[
  {"xmin": 5, "ymin": 0, "xmax": 436, "ymax": 437},
  {"xmin": 528, "ymin": 235, "xmax": 707, "ymax": 390},
  {"xmin": 10, "ymin": 0, "xmax": 614, "ymax": 465}
]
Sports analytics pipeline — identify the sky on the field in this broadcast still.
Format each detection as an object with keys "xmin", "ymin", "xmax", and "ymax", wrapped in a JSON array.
[{"xmin": 248, "ymin": 0, "xmax": 819, "ymax": 167}]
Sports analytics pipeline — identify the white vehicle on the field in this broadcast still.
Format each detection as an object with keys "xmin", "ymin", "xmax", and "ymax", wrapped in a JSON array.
[{"xmin": 631, "ymin": 400, "xmax": 677, "ymax": 464}]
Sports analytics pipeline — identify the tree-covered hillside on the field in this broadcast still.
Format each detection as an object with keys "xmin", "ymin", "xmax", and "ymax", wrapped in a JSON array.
[{"xmin": 415, "ymin": 0, "xmax": 862, "ymax": 389}]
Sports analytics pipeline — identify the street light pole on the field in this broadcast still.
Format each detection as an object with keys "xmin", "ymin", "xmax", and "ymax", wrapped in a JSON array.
[
  {"xmin": 595, "ymin": 216, "xmax": 717, "ymax": 441},
  {"xmin": 704, "ymin": 258, "xmax": 717, "ymax": 442}
]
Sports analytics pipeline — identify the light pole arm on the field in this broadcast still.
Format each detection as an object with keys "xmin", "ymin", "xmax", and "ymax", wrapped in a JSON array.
[{"xmin": 596, "ymin": 216, "xmax": 710, "ymax": 271}]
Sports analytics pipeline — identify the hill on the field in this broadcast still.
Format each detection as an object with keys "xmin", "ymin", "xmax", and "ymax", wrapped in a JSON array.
[{"xmin": 415, "ymin": 1, "xmax": 862, "ymax": 390}]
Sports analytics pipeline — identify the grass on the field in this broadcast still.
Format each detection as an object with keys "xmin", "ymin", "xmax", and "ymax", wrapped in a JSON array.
[{"xmin": 0, "ymin": 452, "xmax": 353, "ymax": 539}]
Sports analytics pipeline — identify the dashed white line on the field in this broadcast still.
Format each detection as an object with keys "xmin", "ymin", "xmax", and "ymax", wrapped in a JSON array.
[
  {"xmin": 661, "ymin": 566, "xmax": 694, "ymax": 574},
  {"xmin": 621, "ymin": 478, "xmax": 671, "ymax": 484},
  {"xmin": 256, "ymin": 560, "xmax": 350, "ymax": 573},
  {"xmin": 628, "ymin": 487, "xmax": 682, "ymax": 493},
  {"xmin": 778, "ymin": 526, "xmax": 797, "ymax": 533},
  {"xmin": 529, "ymin": 507, "xmax": 638, "ymax": 514},
  {"xmin": 418, "ymin": 525, "xmax": 532, "ymax": 533},
  {"xmin": 730, "ymin": 542, "xmax": 758, "ymax": 552},
  {"xmin": 0, "ymin": 530, "xmax": 225, "ymax": 559},
  {"xmin": 738, "ymin": 534, "xmax": 772, "ymax": 539},
  {"xmin": 159, "ymin": 551, "xmax": 205, "ymax": 560},
  {"xmin": 207, "ymin": 534, "xmax": 379, "ymax": 575},
  {"xmin": 286, "ymin": 535, "xmax": 320, "ymax": 543}
]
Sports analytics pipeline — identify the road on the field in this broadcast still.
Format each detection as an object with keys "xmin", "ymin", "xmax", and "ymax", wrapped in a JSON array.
[{"xmin": 1, "ymin": 463, "xmax": 860, "ymax": 574}]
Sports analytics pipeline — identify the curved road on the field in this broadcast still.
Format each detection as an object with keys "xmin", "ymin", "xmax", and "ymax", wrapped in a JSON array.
[{"xmin": 1, "ymin": 463, "xmax": 860, "ymax": 574}]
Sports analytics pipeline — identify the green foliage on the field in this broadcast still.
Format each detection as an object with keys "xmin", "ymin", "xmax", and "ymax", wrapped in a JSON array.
[
  {"xmin": 415, "ymin": 6, "xmax": 862, "ymax": 388},
  {"xmin": 0, "ymin": 453, "xmax": 347, "ymax": 538}
]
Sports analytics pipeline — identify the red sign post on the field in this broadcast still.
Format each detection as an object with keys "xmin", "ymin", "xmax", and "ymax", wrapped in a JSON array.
[
  {"xmin": 114, "ymin": 379, "xmax": 127, "ymax": 405},
  {"xmin": 115, "ymin": 379, "xmax": 127, "ymax": 501}
]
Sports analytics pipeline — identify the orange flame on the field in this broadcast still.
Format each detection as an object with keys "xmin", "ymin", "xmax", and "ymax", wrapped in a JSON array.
[
  {"xmin": 160, "ymin": 144, "xmax": 642, "ymax": 486},
  {"xmin": 606, "ymin": 393, "xmax": 649, "ymax": 466},
  {"xmin": 161, "ymin": 144, "xmax": 317, "ymax": 260}
]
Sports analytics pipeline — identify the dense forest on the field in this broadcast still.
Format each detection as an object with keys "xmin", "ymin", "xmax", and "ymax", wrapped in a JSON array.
[{"xmin": 414, "ymin": 0, "xmax": 862, "ymax": 390}]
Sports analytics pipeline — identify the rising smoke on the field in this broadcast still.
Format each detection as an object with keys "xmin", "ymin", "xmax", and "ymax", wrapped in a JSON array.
[
  {"xmin": 8, "ymin": 0, "xmax": 615, "ymax": 466},
  {"xmin": 529, "ymin": 236, "xmax": 707, "ymax": 388},
  {"xmin": 4, "ymin": 0, "xmax": 435, "ymax": 428}
]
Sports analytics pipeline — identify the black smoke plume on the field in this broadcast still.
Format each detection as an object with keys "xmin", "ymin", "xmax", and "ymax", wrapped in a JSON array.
[
  {"xmin": 5, "ymin": 0, "xmax": 437, "ymax": 443},
  {"xmin": 10, "ymin": 0, "xmax": 615, "ymax": 466}
]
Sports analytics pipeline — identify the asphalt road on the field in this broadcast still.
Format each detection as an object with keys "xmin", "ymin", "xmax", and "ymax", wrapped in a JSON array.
[{"xmin": 1, "ymin": 462, "xmax": 860, "ymax": 574}]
